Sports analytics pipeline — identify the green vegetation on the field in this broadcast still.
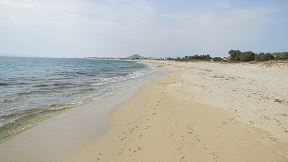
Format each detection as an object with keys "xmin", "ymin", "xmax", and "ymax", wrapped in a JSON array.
[
  {"xmin": 168, "ymin": 55, "xmax": 226, "ymax": 62},
  {"xmin": 169, "ymin": 54, "xmax": 212, "ymax": 62},
  {"xmin": 229, "ymin": 50, "xmax": 288, "ymax": 62},
  {"xmin": 212, "ymin": 57, "xmax": 223, "ymax": 62},
  {"xmin": 229, "ymin": 50, "xmax": 257, "ymax": 62},
  {"xmin": 274, "ymin": 52, "xmax": 288, "ymax": 60},
  {"xmin": 255, "ymin": 52, "xmax": 274, "ymax": 61},
  {"xmin": 169, "ymin": 50, "xmax": 288, "ymax": 63},
  {"xmin": 175, "ymin": 55, "xmax": 212, "ymax": 61}
]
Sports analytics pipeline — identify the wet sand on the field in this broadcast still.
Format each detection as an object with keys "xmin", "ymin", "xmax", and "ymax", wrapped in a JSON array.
[{"xmin": 0, "ymin": 87, "xmax": 140, "ymax": 162}]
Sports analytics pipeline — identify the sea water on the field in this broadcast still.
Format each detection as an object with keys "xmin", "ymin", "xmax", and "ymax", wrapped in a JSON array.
[{"xmin": 0, "ymin": 57, "xmax": 163, "ymax": 142}]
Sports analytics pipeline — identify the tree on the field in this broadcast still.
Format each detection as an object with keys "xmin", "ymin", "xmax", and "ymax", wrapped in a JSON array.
[
  {"xmin": 229, "ymin": 49, "xmax": 241, "ymax": 62},
  {"xmin": 255, "ymin": 52, "xmax": 274, "ymax": 61},
  {"xmin": 274, "ymin": 52, "xmax": 288, "ymax": 60},
  {"xmin": 239, "ymin": 51, "xmax": 255, "ymax": 62},
  {"xmin": 229, "ymin": 49, "xmax": 237, "ymax": 61}
]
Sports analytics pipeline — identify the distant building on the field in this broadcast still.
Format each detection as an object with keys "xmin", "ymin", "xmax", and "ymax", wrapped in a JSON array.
[{"xmin": 222, "ymin": 56, "xmax": 229, "ymax": 61}]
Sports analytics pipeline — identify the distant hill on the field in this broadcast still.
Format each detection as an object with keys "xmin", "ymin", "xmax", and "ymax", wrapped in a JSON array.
[
  {"xmin": 127, "ymin": 54, "xmax": 143, "ymax": 59},
  {"xmin": 0, "ymin": 53, "xmax": 35, "ymax": 57},
  {"xmin": 0, "ymin": 53, "xmax": 18, "ymax": 57}
]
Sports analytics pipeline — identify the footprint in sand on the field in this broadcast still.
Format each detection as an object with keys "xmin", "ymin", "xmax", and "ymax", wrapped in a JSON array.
[
  {"xmin": 144, "ymin": 126, "xmax": 150, "ymax": 130},
  {"xmin": 133, "ymin": 147, "xmax": 142, "ymax": 153}
]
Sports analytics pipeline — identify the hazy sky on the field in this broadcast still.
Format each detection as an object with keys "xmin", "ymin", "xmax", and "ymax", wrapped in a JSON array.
[{"xmin": 0, "ymin": 0, "xmax": 287, "ymax": 58}]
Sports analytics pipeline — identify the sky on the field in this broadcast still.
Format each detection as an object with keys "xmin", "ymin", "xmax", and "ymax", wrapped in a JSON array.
[{"xmin": 0, "ymin": 0, "xmax": 287, "ymax": 58}]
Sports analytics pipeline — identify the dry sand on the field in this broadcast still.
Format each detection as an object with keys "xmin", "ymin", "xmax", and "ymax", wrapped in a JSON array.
[{"xmin": 63, "ymin": 60, "xmax": 288, "ymax": 162}]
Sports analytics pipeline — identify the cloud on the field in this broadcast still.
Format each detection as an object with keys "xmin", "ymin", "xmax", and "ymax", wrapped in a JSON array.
[
  {"xmin": 216, "ymin": 1, "xmax": 231, "ymax": 9},
  {"xmin": 146, "ymin": 7, "xmax": 274, "ymax": 55},
  {"xmin": 0, "ymin": 0, "xmax": 277, "ymax": 57},
  {"xmin": 0, "ymin": 0, "xmax": 35, "ymax": 8}
]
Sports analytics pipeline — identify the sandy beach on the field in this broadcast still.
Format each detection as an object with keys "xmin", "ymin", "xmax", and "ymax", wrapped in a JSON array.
[{"xmin": 62, "ymin": 60, "xmax": 288, "ymax": 161}]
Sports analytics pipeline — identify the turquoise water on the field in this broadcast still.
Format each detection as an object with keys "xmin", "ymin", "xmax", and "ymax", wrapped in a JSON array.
[{"xmin": 0, "ymin": 57, "xmax": 161, "ymax": 141}]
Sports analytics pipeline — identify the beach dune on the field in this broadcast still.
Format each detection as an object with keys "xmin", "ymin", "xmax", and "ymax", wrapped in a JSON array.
[{"xmin": 63, "ymin": 60, "xmax": 288, "ymax": 161}]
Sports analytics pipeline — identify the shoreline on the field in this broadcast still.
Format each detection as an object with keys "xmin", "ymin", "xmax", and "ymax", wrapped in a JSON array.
[
  {"xmin": 0, "ymin": 61, "xmax": 164, "ymax": 162},
  {"xmin": 0, "ymin": 88, "xmax": 138, "ymax": 162},
  {"xmin": 63, "ymin": 60, "xmax": 288, "ymax": 161},
  {"xmin": 0, "ymin": 58, "xmax": 161, "ymax": 145}
]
